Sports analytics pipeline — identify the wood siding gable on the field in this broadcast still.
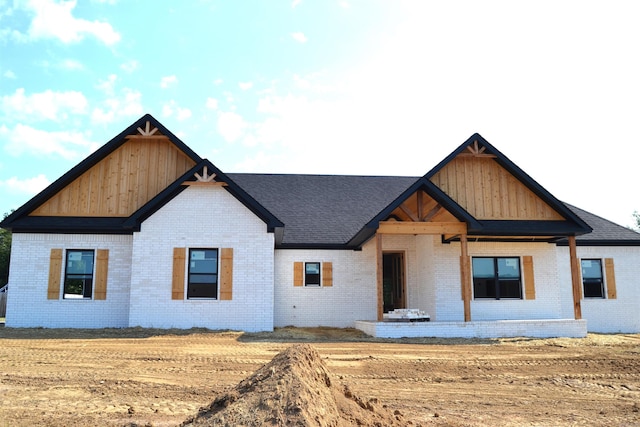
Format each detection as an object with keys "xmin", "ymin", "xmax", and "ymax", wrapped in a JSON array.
[
  {"xmin": 31, "ymin": 125, "xmax": 197, "ymax": 217},
  {"xmin": 430, "ymin": 156, "xmax": 563, "ymax": 221}
]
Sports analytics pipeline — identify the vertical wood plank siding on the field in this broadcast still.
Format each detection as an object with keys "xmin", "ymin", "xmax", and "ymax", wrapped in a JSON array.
[
  {"xmin": 430, "ymin": 157, "xmax": 564, "ymax": 220},
  {"xmin": 31, "ymin": 136, "xmax": 196, "ymax": 217}
]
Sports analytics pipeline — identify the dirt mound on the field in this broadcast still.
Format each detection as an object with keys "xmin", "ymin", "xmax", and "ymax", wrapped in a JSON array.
[{"xmin": 181, "ymin": 344, "xmax": 406, "ymax": 426}]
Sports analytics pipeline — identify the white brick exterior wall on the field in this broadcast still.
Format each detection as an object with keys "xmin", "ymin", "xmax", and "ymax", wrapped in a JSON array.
[
  {"xmin": 434, "ymin": 240, "xmax": 564, "ymax": 321},
  {"xmin": 128, "ymin": 186, "xmax": 275, "ymax": 332},
  {"xmin": 274, "ymin": 247, "xmax": 377, "ymax": 327},
  {"xmin": 275, "ymin": 235, "xmax": 636, "ymax": 335},
  {"xmin": 6, "ymin": 233, "xmax": 132, "ymax": 328},
  {"xmin": 557, "ymin": 246, "xmax": 640, "ymax": 333}
]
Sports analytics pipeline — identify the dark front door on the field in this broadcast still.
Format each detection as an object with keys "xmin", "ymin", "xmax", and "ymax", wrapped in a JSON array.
[{"xmin": 383, "ymin": 252, "xmax": 406, "ymax": 313}]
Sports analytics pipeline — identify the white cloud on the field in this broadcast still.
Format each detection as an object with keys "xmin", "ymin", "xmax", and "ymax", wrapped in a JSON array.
[
  {"xmin": 1, "ymin": 123, "xmax": 98, "ymax": 159},
  {"xmin": 238, "ymin": 81, "xmax": 253, "ymax": 91},
  {"xmin": 160, "ymin": 75, "xmax": 178, "ymax": 89},
  {"xmin": 0, "ymin": 174, "xmax": 50, "ymax": 195},
  {"xmin": 205, "ymin": 97, "xmax": 219, "ymax": 110},
  {"xmin": 162, "ymin": 100, "xmax": 191, "ymax": 121},
  {"xmin": 96, "ymin": 74, "xmax": 117, "ymax": 95},
  {"xmin": 291, "ymin": 32, "xmax": 307, "ymax": 43},
  {"xmin": 217, "ymin": 111, "xmax": 247, "ymax": 143},
  {"xmin": 59, "ymin": 58, "xmax": 84, "ymax": 70},
  {"xmin": 120, "ymin": 60, "xmax": 139, "ymax": 73},
  {"xmin": 24, "ymin": 0, "xmax": 121, "ymax": 45},
  {"xmin": 1, "ymin": 88, "xmax": 88, "ymax": 121},
  {"xmin": 91, "ymin": 88, "xmax": 143, "ymax": 124},
  {"xmin": 214, "ymin": 78, "xmax": 223, "ymax": 85},
  {"xmin": 3, "ymin": 70, "xmax": 16, "ymax": 79},
  {"xmin": 291, "ymin": 0, "xmax": 301, "ymax": 8}
]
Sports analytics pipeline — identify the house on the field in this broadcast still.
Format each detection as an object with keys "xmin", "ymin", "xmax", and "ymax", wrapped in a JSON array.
[{"xmin": 2, "ymin": 114, "xmax": 639, "ymax": 338}]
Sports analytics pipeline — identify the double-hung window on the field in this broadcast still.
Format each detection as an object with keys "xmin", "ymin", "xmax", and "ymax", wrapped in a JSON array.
[
  {"xmin": 581, "ymin": 259, "xmax": 604, "ymax": 298},
  {"xmin": 187, "ymin": 249, "xmax": 218, "ymax": 299},
  {"xmin": 63, "ymin": 250, "xmax": 95, "ymax": 299},
  {"xmin": 472, "ymin": 257, "xmax": 522, "ymax": 299}
]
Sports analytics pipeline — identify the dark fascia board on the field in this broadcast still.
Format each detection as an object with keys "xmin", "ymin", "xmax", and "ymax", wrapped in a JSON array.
[
  {"xmin": 423, "ymin": 133, "xmax": 593, "ymax": 236},
  {"xmin": 276, "ymin": 242, "xmax": 359, "ymax": 250},
  {"xmin": 474, "ymin": 220, "xmax": 589, "ymax": 236},
  {"xmin": 346, "ymin": 177, "xmax": 482, "ymax": 248},
  {"xmin": 555, "ymin": 239, "xmax": 640, "ymax": 247},
  {"xmin": 7, "ymin": 216, "xmax": 131, "ymax": 234},
  {"xmin": 0, "ymin": 114, "xmax": 203, "ymax": 231},
  {"xmin": 125, "ymin": 159, "xmax": 284, "ymax": 235}
]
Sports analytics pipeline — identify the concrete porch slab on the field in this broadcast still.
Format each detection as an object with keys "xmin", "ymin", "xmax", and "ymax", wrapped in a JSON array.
[{"xmin": 355, "ymin": 318, "xmax": 587, "ymax": 339}]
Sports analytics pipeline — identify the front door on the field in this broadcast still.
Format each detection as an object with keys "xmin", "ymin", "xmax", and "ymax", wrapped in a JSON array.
[{"xmin": 383, "ymin": 252, "xmax": 406, "ymax": 313}]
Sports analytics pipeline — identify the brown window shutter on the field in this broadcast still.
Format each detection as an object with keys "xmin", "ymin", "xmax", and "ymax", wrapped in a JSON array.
[
  {"xmin": 605, "ymin": 258, "xmax": 617, "ymax": 299},
  {"xmin": 48, "ymin": 249, "xmax": 63, "ymax": 300},
  {"xmin": 219, "ymin": 248, "xmax": 233, "ymax": 300},
  {"xmin": 322, "ymin": 262, "xmax": 333, "ymax": 287},
  {"xmin": 94, "ymin": 249, "xmax": 109, "ymax": 300},
  {"xmin": 172, "ymin": 248, "xmax": 186, "ymax": 300},
  {"xmin": 523, "ymin": 256, "xmax": 535, "ymax": 300},
  {"xmin": 293, "ymin": 262, "xmax": 303, "ymax": 286}
]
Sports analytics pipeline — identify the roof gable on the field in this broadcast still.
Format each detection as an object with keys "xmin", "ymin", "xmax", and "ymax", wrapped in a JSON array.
[
  {"xmin": 124, "ymin": 160, "xmax": 284, "ymax": 234},
  {"xmin": 425, "ymin": 133, "xmax": 592, "ymax": 236},
  {"xmin": 1, "ymin": 115, "xmax": 281, "ymax": 234}
]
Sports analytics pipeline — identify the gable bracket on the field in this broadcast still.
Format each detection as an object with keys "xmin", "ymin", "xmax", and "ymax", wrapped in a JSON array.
[
  {"xmin": 137, "ymin": 121, "xmax": 159, "ymax": 136},
  {"xmin": 185, "ymin": 165, "xmax": 228, "ymax": 187}
]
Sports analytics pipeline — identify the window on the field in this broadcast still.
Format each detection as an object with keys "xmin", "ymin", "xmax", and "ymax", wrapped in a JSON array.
[
  {"xmin": 472, "ymin": 257, "xmax": 522, "ymax": 299},
  {"xmin": 187, "ymin": 249, "xmax": 218, "ymax": 298},
  {"xmin": 581, "ymin": 259, "xmax": 604, "ymax": 298},
  {"xmin": 63, "ymin": 250, "xmax": 94, "ymax": 299},
  {"xmin": 305, "ymin": 262, "xmax": 321, "ymax": 286}
]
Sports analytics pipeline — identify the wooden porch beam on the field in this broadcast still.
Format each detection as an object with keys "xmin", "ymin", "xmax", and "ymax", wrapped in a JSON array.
[
  {"xmin": 378, "ymin": 221, "xmax": 467, "ymax": 235},
  {"xmin": 376, "ymin": 233, "xmax": 384, "ymax": 321},
  {"xmin": 460, "ymin": 234, "xmax": 471, "ymax": 322},
  {"xmin": 568, "ymin": 235, "xmax": 582, "ymax": 320}
]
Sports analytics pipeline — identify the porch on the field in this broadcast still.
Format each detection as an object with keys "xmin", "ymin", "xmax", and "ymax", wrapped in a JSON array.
[{"xmin": 355, "ymin": 318, "xmax": 587, "ymax": 339}]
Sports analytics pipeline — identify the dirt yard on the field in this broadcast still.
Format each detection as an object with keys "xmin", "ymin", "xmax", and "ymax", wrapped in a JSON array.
[{"xmin": 0, "ymin": 327, "xmax": 638, "ymax": 426}]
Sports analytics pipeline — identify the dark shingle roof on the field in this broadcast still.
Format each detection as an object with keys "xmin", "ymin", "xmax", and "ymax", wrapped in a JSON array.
[
  {"xmin": 228, "ymin": 173, "xmax": 640, "ymax": 248},
  {"xmin": 560, "ymin": 204, "xmax": 640, "ymax": 245},
  {"xmin": 227, "ymin": 174, "xmax": 418, "ymax": 247}
]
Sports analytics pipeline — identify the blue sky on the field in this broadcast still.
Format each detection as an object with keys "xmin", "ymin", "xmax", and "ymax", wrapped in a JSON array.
[{"xmin": 1, "ymin": 0, "xmax": 639, "ymax": 227}]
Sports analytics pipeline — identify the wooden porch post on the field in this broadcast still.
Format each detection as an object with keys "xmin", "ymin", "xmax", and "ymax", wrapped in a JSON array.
[
  {"xmin": 460, "ymin": 233, "xmax": 471, "ymax": 322},
  {"xmin": 376, "ymin": 233, "xmax": 384, "ymax": 321},
  {"xmin": 568, "ymin": 235, "xmax": 582, "ymax": 320}
]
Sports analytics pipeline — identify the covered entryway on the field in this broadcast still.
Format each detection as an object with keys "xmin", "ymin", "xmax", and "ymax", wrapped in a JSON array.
[{"xmin": 383, "ymin": 252, "xmax": 406, "ymax": 313}]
